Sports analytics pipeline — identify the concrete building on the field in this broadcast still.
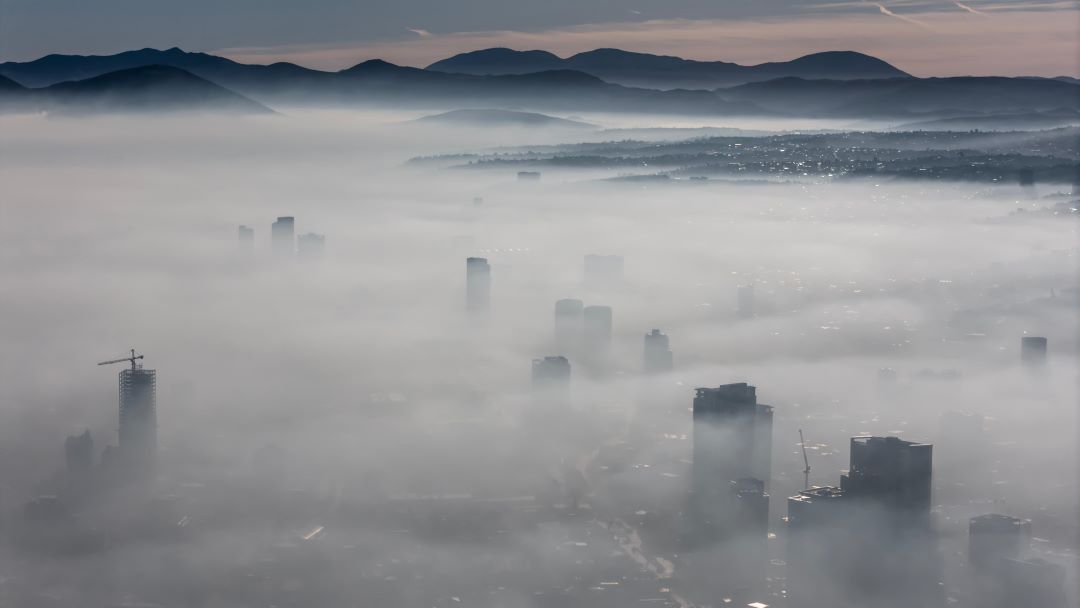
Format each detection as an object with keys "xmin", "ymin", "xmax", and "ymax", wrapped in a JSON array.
[
  {"xmin": 238, "ymin": 225, "xmax": 254, "ymax": 250},
  {"xmin": 64, "ymin": 430, "xmax": 94, "ymax": 475},
  {"xmin": 841, "ymin": 436, "xmax": 932, "ymax": 525},
  {"xmin": 786, "ymin": 436, "xmax": 940, "ymax": 608},
  {"xmin": 297, "ymin": 233, "xmax": 325, "ymax": 261},
  {"xmin": 582, "ymin": 305, "xmax": 613, "ymax": 353},
  {"xmin": 465, "ymin": 257, "xmax": 491, "ymax": 313},
  {"xmin": 692, "ymin": 383, "xmax": 773, "ymax": 493},
  {"xmin": 554, "ymin": 298, "xmax": 584, "ymax": 351},
  {"xmin": 968, "ymin": 514, "xmax": 1065, "ymax": 608},
  {"xmin": 969, "ymin": 514, "xmax": 1031, "ymax": 570},
  {"xmin": 1020, "ymin": 336, "xmax": 1047, "ymax": 369},
  {"xmin": 531, "ymin": 356, "xmax": 570, "ymax": 392},
  {"xmin": 119, "ymin": 365, "xmax": 157, "ymax": 477},
  {"xmin": 643, "ymin": 329, "xmax": 673, "ymax": 373},
  {"xmin": 271, "ymin": 216, "xmax": 295, "ymax": 258}
]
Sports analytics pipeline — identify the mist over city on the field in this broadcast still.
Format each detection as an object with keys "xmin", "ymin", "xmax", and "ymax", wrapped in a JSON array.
[{"xmin": 0, "ymin": 2, "xmax": 1078, "ymax": 607}]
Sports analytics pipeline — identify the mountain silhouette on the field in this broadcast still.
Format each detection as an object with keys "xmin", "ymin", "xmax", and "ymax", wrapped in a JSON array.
[
  {"xmin": 413, "ymin": 108, "xmax": 595, "ymax": 129},
  {"xmin": 0, "ymin": 47, "xmax": 1075, "ymax": 119},
  {"xmin": 718, "ymin": 76, "xmax": 1080, "ymax": 117},
  {"xmin": 39, "ymin": 65, "xmax": 272, "ymax": 114},
  {"xmin": 427, "ymin": 48, "xmax": 911, "ymax": 88}
]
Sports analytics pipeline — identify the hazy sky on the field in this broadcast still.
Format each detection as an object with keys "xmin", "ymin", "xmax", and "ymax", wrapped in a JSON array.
[{"xmin": 1, "ymin": 0, "xmax": 1077, "ymax": 76}]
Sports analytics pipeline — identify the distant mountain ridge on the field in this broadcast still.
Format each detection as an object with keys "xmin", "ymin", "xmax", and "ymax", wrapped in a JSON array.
[
  {"xmin": 426, "ymin": 48, "xmax": 911, "ymax": 89},
  {"xmin": 0, "ymin": 47, "xmax": 1076, "ymax": 120}
]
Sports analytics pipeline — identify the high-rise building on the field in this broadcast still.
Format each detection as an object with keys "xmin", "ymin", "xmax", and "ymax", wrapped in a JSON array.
[
  {"xmin": 1020, "ymin": 336, "xmax": 1047, "ymax": 369},
  {"xmin": 465, "ymin": 257, "xmax": 491, "ymax": 313},
  {"xmin": 968, "ymin": 514, "xmax": 1065, "ymax": 608},
  {"xmin": 297, "ymin": 233, "xmax": 325, "ymax": 261},
  {"xmin": 271, "ymin": 216, "xmax": 295, "ymax": 258},
  {"xmin": 787, "ymin": 436, "xmax": 939, "ymax": 608},
  {"xmin": 582, "ymin": 305, "xmax": 612, "ymax": 353},
  {"xmin": 583, "ymin": 254, "xmax": 624, "ymax": 287},
  {"xmin": 737, "ymin": 284, "xmax": 755, "ymax": 318},
  {"xmin": 643, "ymin": 329, "xmax": 673, "ymax": 373},
  {"xmin": 119, "ymin": 365, "xmax": 157, "ymax": 476},
  {"xmin": 969, "ymin": 514, "xmax": 1031, "ymax": 570},
  {"xmin": 840, "ymin": 436, "xmax": 932, "ymax": 524},
  {"xmin": 238, "ymin": 225, "xmax": 254, "ymax": 251},
  {"xmin": 554, "ymin": 299, "xmax": 583, "ymax": 351},
  {"xmin": 64, "ymin": 430, "xmax": 94, "ymax": 475},
  {"xmin": 532, "ymin": 356, "xmax": 570, "ymax": 392},
  {"xmin": 692, "ymin": 383, "xmax": 773, "ymax": 493}
]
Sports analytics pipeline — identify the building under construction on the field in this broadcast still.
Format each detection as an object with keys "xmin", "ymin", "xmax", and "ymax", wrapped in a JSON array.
[{"xmin": 100, "ymin": 350, "xmax": 157, "ymax": 477}]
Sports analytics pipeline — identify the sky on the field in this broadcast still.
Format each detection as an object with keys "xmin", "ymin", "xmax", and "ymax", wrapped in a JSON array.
[{"xmin": 0, "ymin": 0, "xmax": 1077, "ymax": 76}]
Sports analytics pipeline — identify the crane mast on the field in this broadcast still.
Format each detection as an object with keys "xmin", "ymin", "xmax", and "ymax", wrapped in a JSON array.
[{"xmin": 799, "ymin": 428, "xmax": 811, "ymax": 489}]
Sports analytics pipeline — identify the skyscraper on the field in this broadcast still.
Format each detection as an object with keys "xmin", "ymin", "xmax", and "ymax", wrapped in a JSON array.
[
  {"xmin": 687, "ymin": 384, "xmax": 773, "ymax": 603},
  {"xmin": 787, "ymin": 436, "xmax": 939, "ymax": 608},
  {"xmin": 692, "ymin": 383, "xmax": 773, "ymax": 493},
  {"xmin": 554, "ymin": 298, "xmax": 583, "ymax": 351},
  {"xmin": 1020, "ymin": 336, "xmax": 1047, "ymax": 369},
  {"xmin": 643, "ymin": 329, "xmax": 673, "ymax": 373},
  {"xmin": 531, "ymin": 356, "xmax": 570, "ymax": 392},
  {"xmin": 271, "ymin": 216, "xmax": 295, "ymax": 258},
  {"xmin": 465, "ymin": 257, "xmax": 491, "ymax": 313},
  {"xmin": 64, "ymin": 430, "xmax": 94, "ymax": 475},
  {"xmin": 297, "ymin": 233, "xmax": 325, "ymax": 261},
  {"xmin": 969, "ymin": 514, "xmax": 1031, "ymax": 570},
  {"xmin": 238, "ymin": 225, "xmax": 254, "ymax": 251},
  {"xmin": 968, "ymin": 514, "xmax": 1065, "ymax": 608},
  {"xmin": 582, "ymin": 305, "xmax": 612, "ymax": 353},
  {"xmin": 840, "ymin": 436, "xmax": 932, "ymax": 524},
  {"xmin": 119, "ymin": 364, "xmax": 157, "ymax": 477}
]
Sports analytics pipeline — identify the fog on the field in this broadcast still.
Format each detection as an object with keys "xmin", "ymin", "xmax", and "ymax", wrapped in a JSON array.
[{"xmin": 0, "ymin": 109, "xmax": 1076, "ymax": 607}]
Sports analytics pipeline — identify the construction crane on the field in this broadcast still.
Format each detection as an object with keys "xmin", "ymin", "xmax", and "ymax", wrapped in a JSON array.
[
  {"xmin": 799, "ymin": 429, "xmax": 811, "ymax": 489},
  {"xmin": 98, "ymin": 348, "xmax": 144, "ymax": 370}
]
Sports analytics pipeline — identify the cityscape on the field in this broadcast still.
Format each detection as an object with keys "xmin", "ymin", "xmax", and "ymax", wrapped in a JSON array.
[{"xmin": 1, "ymin": 2, "xmax": 1078, "ymax": 607}]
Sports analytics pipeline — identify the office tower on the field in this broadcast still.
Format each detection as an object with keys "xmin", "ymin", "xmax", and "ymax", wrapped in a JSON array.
[
  {"xmin": 532, "ymin": 356, "xmax": 570, "ymax": 391},
  {"xmin": 297, "ymin": 233, "xmax": 325, "ymax": 261},
  {"xmin": 840, "ymin": 436, "xmax": 932, "ymax": 525},
  {"xmin": 64, "ymin": 430, "xmax": 94, "ymax": 475},
  {"xmin": 582, "ymin": 305, "xmax": 612, "ymax": 352},
  {"xmin": 119, "ymin": 365, "xmax": 158, "ymax": 476},
  {"xmin": 969, "ymin": 514, "xmax": 1031, "ymax": 570},
  {"xmin": 692, "ymin": 383, "xmax": 773, "ymax": 493},
  {"xmin": 968, "ymin": 515, "xmax": 1065, "ymax": 608},
  {"xmin": 643, "ymin": 329, "xmax": 673, "ymax": 373},
  {"xmin": 517, "ymin": 171, "xmax": 541, "ymax": 181},
  {"xmin": 238, "ymin": 225, "xmax": 254, "ymax": 250},
  {"xmin": 1020, "ymin": 336, "xmax": 1047, "ymax": 368},
  {"xmin": 737, "ymin": 284, "xmax": 755, "ymax": 318},
  {"xmin": 271, "ymin": 216, "xmax": 295, "ymax": 257},
  {"xmin": 465, "ymin": 257, "xmax": 491, "ymax": 313},
  {"xmin": 554, "ymin": 299, "xmax": 583, "ymax": 351},
  {"xmin": 787, "ymin": 436, "xmax": 939, "ymax": 608},
  {"xmin": 583, "ymin": 254, "xmax": 624, "ymax": 287},
  {"xmin": 787, "ymin": 486, "xmax": 853, "ymax": 608}
]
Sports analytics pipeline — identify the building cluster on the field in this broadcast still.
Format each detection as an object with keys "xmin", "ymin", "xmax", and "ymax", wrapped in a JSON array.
[{"xmin": 239, "ymin": 216, "xmax": 325, "ymax": 261}]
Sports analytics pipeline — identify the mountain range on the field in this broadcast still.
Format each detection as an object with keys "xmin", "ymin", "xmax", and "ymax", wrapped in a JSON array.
[
  {"xmin": 426, "ymin": 48, "xmax": 911, "ymax": 89},
  {"xmin": 0, "ymin": 47, "xmax": 1076, "ymax": 121}
]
